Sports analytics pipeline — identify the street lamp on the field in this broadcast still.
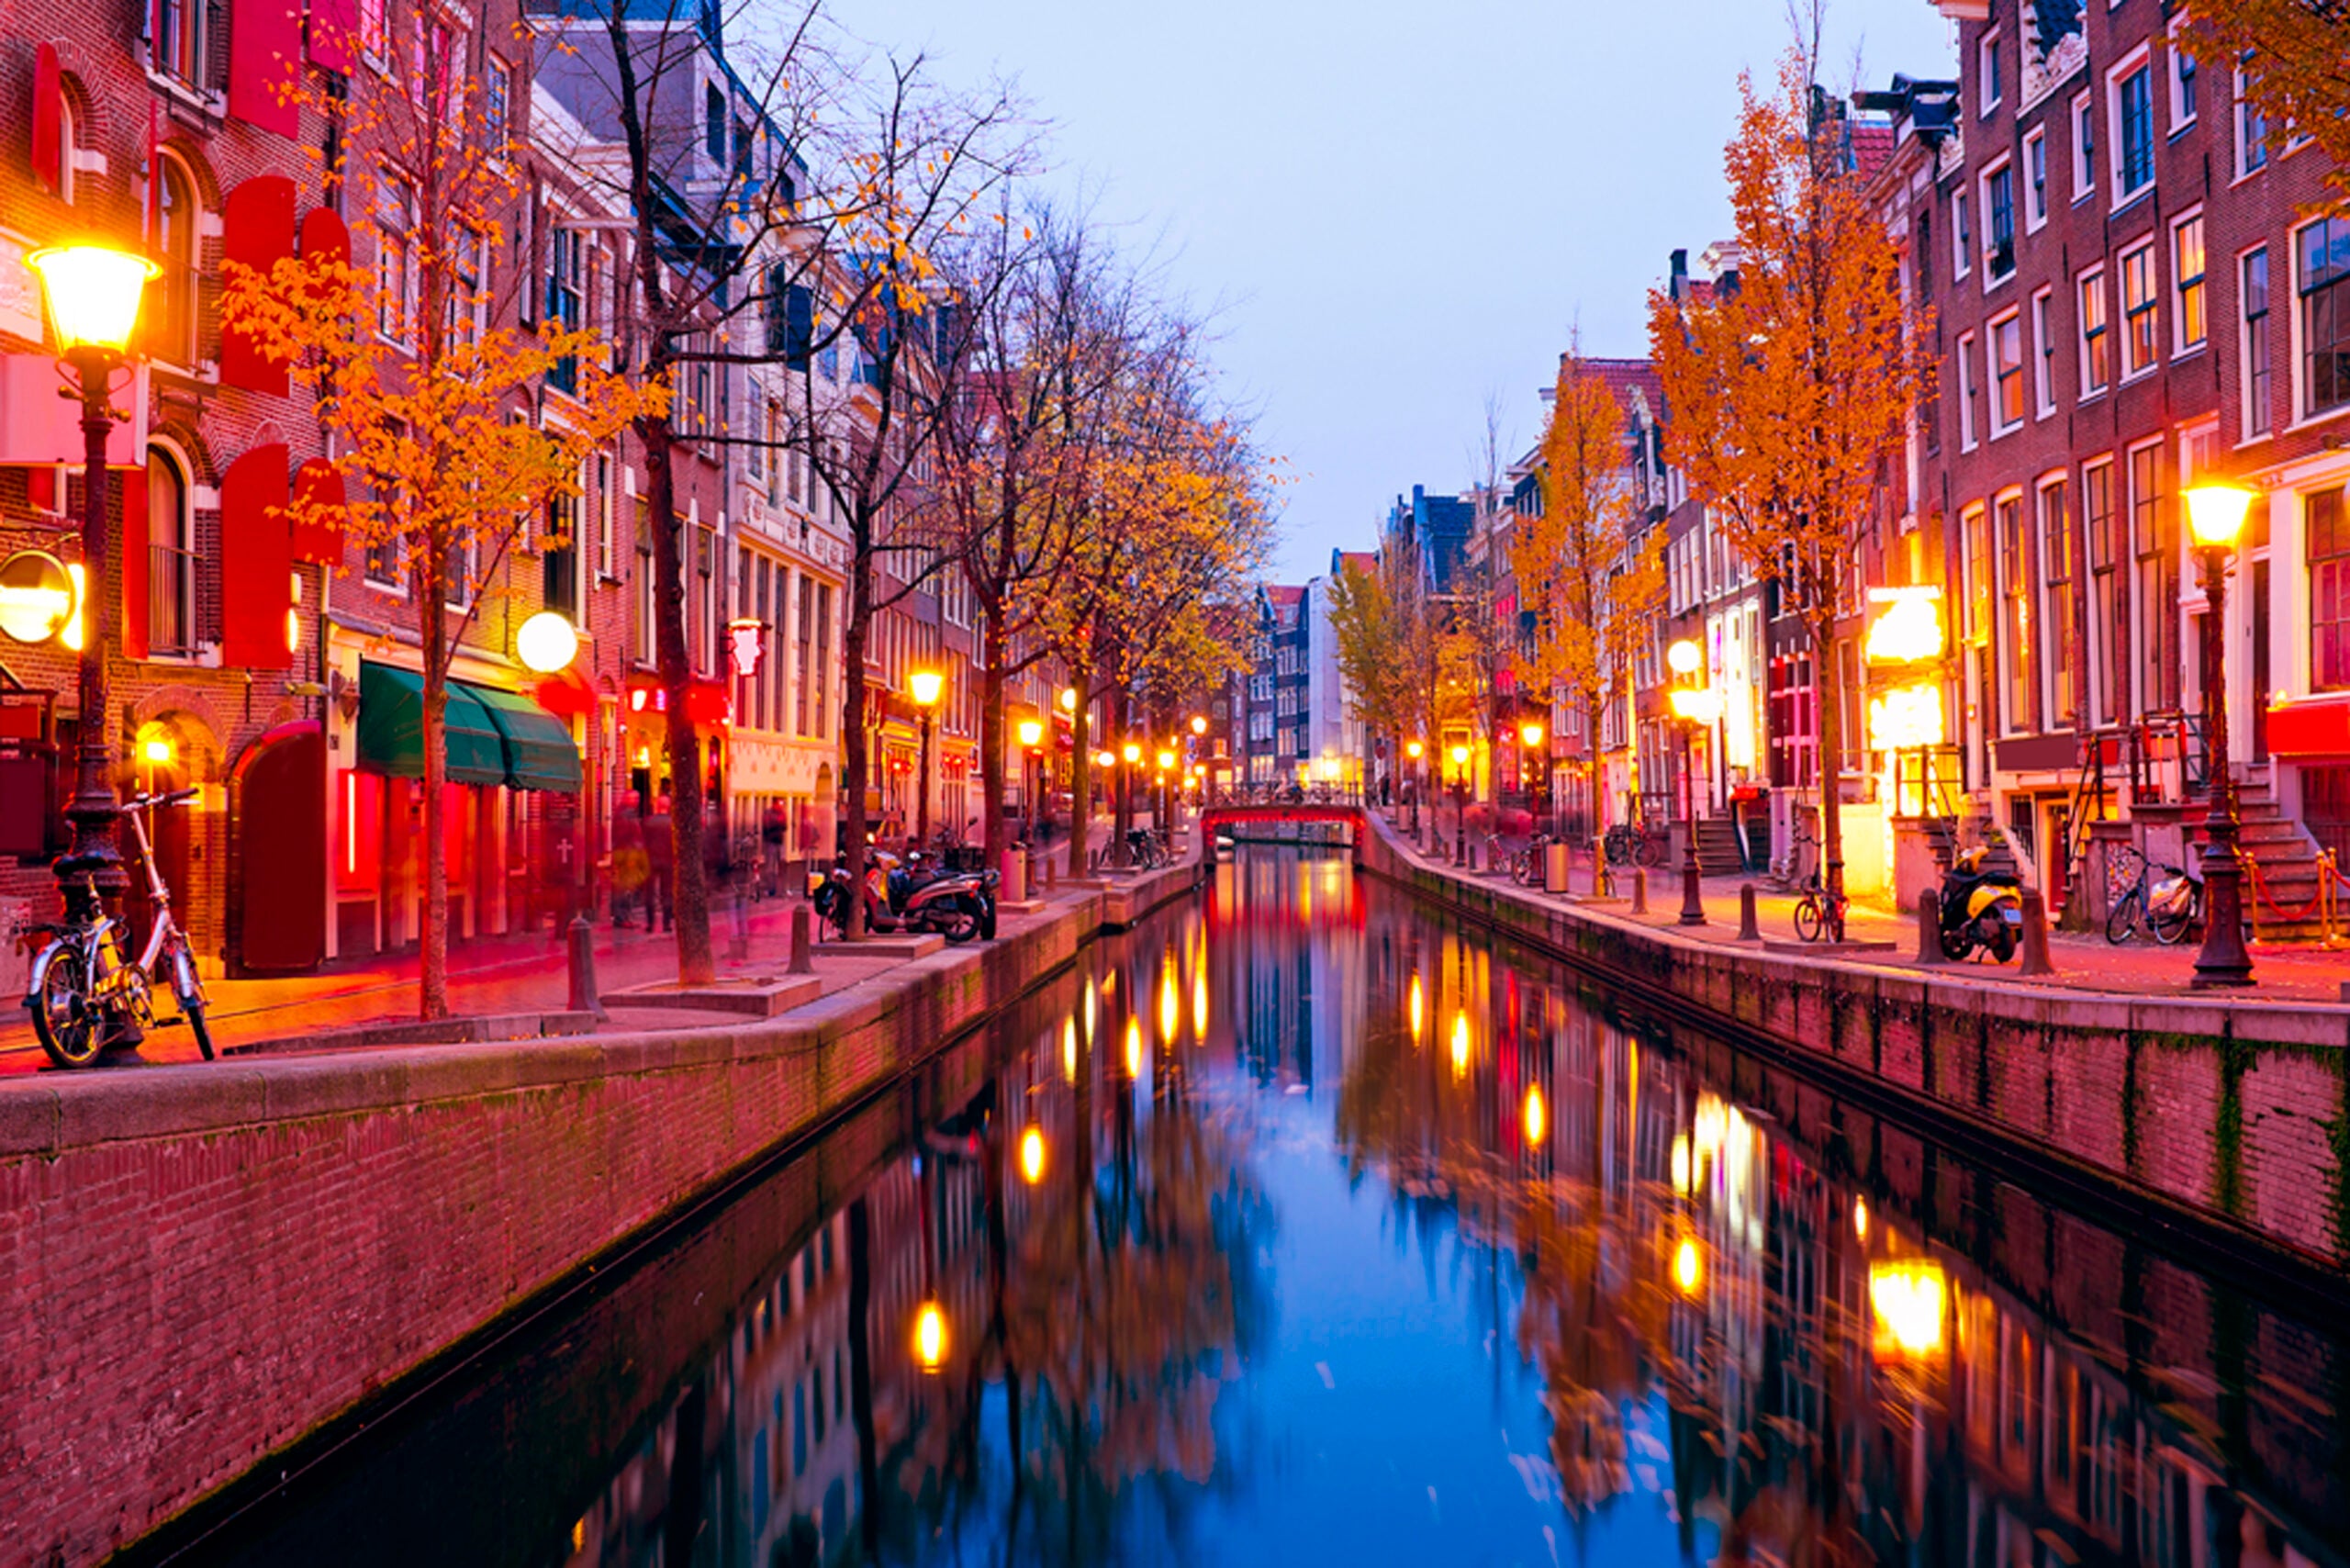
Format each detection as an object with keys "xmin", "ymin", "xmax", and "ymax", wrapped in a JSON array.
[
  {"xmin": 1156, "ymin": 747, "xmax": 1178, "ymax": 833},
  {"xmin": 2185, "ymin": 482, "xmax": 2255, "ymax": 988},
  {"xmin": 1449, "ymin": 743, "xmax": 1471, "ymax": 864},
  {"xmin": 1405, "ymin": 739, "xmax": 1425, "ymax": 835},
  {"xmin": 909, "ymin": 668, "xmax": 945, "ymax": 850},
  {"xmin": 1666, "ymin": 638, "xmax": 1719, "ymax": 927},
  {"xmin": 518, "ymin": 610, "xmax": 588, "ymax": 923},
  {"xmin": 1018, "ymin": 716, "xmax": 1045, "ymax": 846},
  {"xmin": 28, "ymin": 242, "xmax": 158, "ymax": 922},
  {"xmin": 1519, "ymin": 719, "xmax": 1545, "ymax": 821}
]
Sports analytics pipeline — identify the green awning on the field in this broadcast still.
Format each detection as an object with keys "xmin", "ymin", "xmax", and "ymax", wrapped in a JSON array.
[
  {"xmin": 465, "ymin": 682, "xmax": 582, "ymax": 793},
  {"xmin": 355, "ymin": 662, "xmax": 508, "ymax": 787}
]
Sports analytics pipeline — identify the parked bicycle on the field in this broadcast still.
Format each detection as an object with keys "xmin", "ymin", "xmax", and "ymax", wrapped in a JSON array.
[
  {"xmin": 2105, "ymin": 845, "xmax": 2240, "ymax": 946},
  {"xmin": 1793, "ymin": 872, "xmax": 1847, "ymax": 944},
  {"xmin": 1603, "ymin": 820, "xmax": 1669, "ymax": 869},
  {"xmin": 1507, "ymin": 834, "xmax": 1552, "ymax": 886},
  {"xmin": 27, "ymin": 789, "xmax": 214, "ymax": 1069},
  {"xmin": 1125, "ymin": 826, "xmax": 1169, "ymax": 869}
]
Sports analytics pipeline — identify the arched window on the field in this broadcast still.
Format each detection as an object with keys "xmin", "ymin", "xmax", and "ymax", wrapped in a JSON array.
[
  {"xmin": 148, "ymin": 446, "xmax": 195, "ymax": 654},
  {"xmin": 153, "ymin": 152, "xmax": 199, "ymax": 367}
]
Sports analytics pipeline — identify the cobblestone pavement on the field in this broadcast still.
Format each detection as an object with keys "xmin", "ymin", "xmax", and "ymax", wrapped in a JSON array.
[{"xmin": 1387, "ymin": 817, "xmax": 2350, "ymax": 1005}]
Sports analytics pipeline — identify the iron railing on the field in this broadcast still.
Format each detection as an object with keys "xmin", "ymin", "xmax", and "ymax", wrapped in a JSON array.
[{"xmin": 149, "ymin": 543, "xmax": 198, "ymax": 655}]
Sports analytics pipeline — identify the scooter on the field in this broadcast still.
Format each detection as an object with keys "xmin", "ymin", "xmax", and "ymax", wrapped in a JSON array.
[
  {"xmin": 811, "ymin": 850, "xmax": 996, "ymax": 943},
  {"xmin": 1938, "ymin": 846, "xmax": 2023, "ymax": 962}
]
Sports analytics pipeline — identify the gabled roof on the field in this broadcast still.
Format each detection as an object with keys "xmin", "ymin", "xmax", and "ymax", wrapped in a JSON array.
[
  {"xmin": 1262, "ymin": 584, "xmax": 1304, "ymax": 607},
  {"xmin": 1333, "ymin": 549, "xmax": 1378, "ymax": 577}
]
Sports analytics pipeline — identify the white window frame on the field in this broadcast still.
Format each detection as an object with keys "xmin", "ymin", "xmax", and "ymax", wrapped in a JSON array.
[
  {"xmin": 1988, "ymin": 308, "xmax": 2026, "ymax": 438},
  {"xmin": 2078, "ymin": 264, "xmax": 2111, "ymax": 400},
  {"xmin": 1957, "ymin": 330, "xmax": 1979, "ymax": 451},
  {"xmin": 2232, "ymin": 64, "xmax": 2268, "ymax": 181},
  {"xmin": 1953, "ymin": 189, "xmax": 1973, "ymax": 281},
  {"xmin": 2022, "ymin": 125, "xmax": 2049, "ymax": 232},
  {"xmin": 2119, "ymin": 236, "xmax": 2161, "ymax": 380},
  {"xmin": 2031, "ymin": 286, "xmax": 2057, "ymax": 418},
  {"xmin": 2290, "ymin": 215, "xmax": 2350, "ymax": 426},
  {"xmin": 2240, "ymin": 242, "xmax": 2273, "ymax": 442},
  {"xmin": 2171, "ymin": 207, "xmax": 2208, "ymax": 355},
  {"xmin": 2166, "ymin": 14, "xmax": 2199, "ymax": 133},
  {"xmin": 2107, "ymin": 46, "xmax": 2156, "ymax": 207},
  {"xmin": 2072, "ymin": 91, "xmax": 2097, "ymax": 205},
  {"xmin": 1979, "ymin": 28, "xmax": 2003, "ymax": 118},
  {"xmin": 1979, "ymin": 155, "xmax": 2017, "ymax": 287}
]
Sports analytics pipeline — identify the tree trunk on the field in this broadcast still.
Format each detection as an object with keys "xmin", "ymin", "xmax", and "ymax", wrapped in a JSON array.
[
  {"xmin": 420, "ymin": 588, "xmax": 450, "ymax": 1020},
  {"xmin": 1110, "ymin": 684, "xmax": 1133, "ymax": 866},
  {"xmin": 980, "ymin": 610, "xmax": 1008, "ymax": 872},
  {"xmin": 839, "ymin": 536, "xmax": 873, "ymax": 938},
  {"xmin": 1585, "ymin": 688, "xmax": 1606, "ymax": 893},
  {"xmin": 1065, "ymin": 666, "xmax": 1091, "ymax": 879},
  {"xmin": 643, "ymin": 416, "xmax": 713, "ymax": 982},
  {"xmin": 1816, "ymin": 615, "xmax": 1845, "ymax": 902}
]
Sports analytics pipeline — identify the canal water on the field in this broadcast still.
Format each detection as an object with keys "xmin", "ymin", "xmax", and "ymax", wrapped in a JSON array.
[{"xmin": 176, "ymin": 848, "xmax": 2350, "ymax": 1567}]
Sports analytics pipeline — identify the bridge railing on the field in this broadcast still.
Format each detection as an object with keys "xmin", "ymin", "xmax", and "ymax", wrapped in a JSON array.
[{"xmin": 1203, "ymin": 782, "xmax": 1365, "ymax": 810}]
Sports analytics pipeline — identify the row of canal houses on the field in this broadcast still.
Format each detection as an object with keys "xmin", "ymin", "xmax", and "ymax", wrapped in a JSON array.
[
  {"xmin": 0, "ymin": 0, "xmax": 1031, "ymax": 976},
  {"xmin": 1389, "ymin": 0, "xmax": 2345, "ymax": 930}
]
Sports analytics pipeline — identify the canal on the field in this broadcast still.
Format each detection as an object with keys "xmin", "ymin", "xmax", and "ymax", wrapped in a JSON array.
[{"xmin": 167, "ymin": 847, "xmax": 2350, "ymax": 1566}]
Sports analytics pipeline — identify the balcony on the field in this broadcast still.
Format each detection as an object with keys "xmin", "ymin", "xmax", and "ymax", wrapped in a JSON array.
[{"xmin": 150, "ymin": 543, "xmax": 198, "ymax": 656}]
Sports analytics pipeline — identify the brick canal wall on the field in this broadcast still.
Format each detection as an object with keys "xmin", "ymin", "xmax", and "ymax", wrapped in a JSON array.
[
  {"xmin": 0, "ymin": 862, "xmax": 1200, "ymax": 1568},
  {"xmin": 1356, "ymin": 816, "xmax": 2350, "ymax": 1280}
]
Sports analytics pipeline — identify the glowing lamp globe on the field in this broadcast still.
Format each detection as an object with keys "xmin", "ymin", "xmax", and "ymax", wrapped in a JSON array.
[
  {"xmin": 1096, "ymin": 749, "xmax": 1117, "ymax": 768},
  {"xmin": 1519, "ymin": 721, "xmax": 1544, "ymax": 748},
  {"xmin": 1156, "ymin": 749, "xmax": 1176, "ymax": 771},
  {"xmin": 1666, "ymin": 638, "xmax": 1702, "ymax": 678},
  {"xmin": 1405, "ymin": 740, "xmax": 1424, "ymax": 760},
  {"xmin": 1018, "ymin": 718, "xmax": 1045, "ymax": 749},
  {"xmin": 2184, "ymin": 483, "xmax": 2255, "ymax": 549},
  {"xmin": 28, "ymin": 244, "xmax": 160, "ymax": 355},
  {"xmin": 912, "ymin": 1300, "xmax": 947, "ymax": 1372},
  {"xmin": 515, "ymin": 610, "xmax": 578, "ymax": 674},
  {"xmin": 1058, "ymin": 686, "xmax": 1078, "ymax": 711},
  {"xmin": 1670, "ymin": 687, "xmax": 1725, "ymax": 725},
  {"xmin": 1019, "ymin": 1126, "xmax": 1046, "ymax": 1186},
  {"xmin": 908, "ymin": 668, "xmax": 945, "ymax": 708},
  {"xmin": 1122, "ymin": 742, "xmax": 1142, "ymax": 765},
  {"xmin": 1449, "ymin": 744, "xmax": 1470, "ymax": 768},
  {"xmin": 1190, "ymin": 714, "xmax": 1207, "ymax": 735}
]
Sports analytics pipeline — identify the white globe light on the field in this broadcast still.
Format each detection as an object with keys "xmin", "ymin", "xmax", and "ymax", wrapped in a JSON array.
[{"xmin": 516, "ymin": 610, "xmax": 578, "ymax": 674}]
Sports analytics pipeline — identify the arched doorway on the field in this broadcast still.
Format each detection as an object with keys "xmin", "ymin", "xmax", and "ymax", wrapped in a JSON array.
[
  {"xmin": 229, "ymin": 722, "xmax": 325, "ymax": 973},
  {"xmin": 124, "ymin": 716, "xmax": 198, "ymax": 963}
]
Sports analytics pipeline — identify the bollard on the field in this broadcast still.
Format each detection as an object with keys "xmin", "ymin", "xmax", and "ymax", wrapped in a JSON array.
[
  {"xmin": 567, "ymin": 913, "xmax": 609, "ymax": 1021},
  {"xmin": 2018, "ymin": 888, "xmax": 2056, "ymax": 977},
  {"xmin": 1737, "ymin": 883, "xmax": 1761, "ymax": 941},
  {"xmin": 1000, "ymin": 848, "xmax": 1026, "ymax": 903},
  {"xmin": 1916, "ymin": 889, "xmax": 1948, "ymax": 965},
  {"xmin": 1044, "ymin": 857, "xmax": 1057, "ymax": 892},
  {"xmin": 729, "ymin": 884, "xmax": 750, "ymax": 963},
  {"xmin": 788, "ymin": 903, "xmax": 815, "ymax": 974},
  {"xmin": 1631, "ymin": 868, "xmax": 1648, "ymax": 914}
]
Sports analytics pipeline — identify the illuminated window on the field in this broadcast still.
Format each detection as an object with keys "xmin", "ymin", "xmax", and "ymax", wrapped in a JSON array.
[
  {"xmin": 2039, "ymin": 476, "xmax": 2077, "ymax": 726},
  {"xmin": 2079, "ymin": 267, "xmax": 2110, "ymax": 395},
  {"xmin": 2121, "ymin": 241, "xmax": 2158, "ymax": 375},
  {"xmin": 2173, "ymin": 214, "xmax": 2206, "ymax": 351},
  {"xmin": 2314, "ymin": 488, "xmax": 2350, "ymax": 690},
  {"xmin": 1999, "ymin": 492, "xmax": 2035, "ymax": 732},
  {"xmin": 152, "ymin": 151, "xmax": 200, "ymax": 367},
  {"xmin": 2299, "ymin": 218, "xmax": 2350, "ymax": 418},
  {"xmin": 2243, "ymin": 248, "xmax": 2272, "ymax": 438},
  {"xmin": 1991, "ymin": 311, "xmax": 2025, "ymax": 433}
]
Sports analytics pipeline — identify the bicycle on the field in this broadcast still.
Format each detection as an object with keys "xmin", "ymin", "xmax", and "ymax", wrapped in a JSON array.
[
  {"xmin": 1604, "ymin": 821, "xmax": 1669, "ymax": 869},
  {"xmin": 1508, "ymin": 834, "xmax": 1551, "ymax": 886},
  {"xmin": 2106, "ymin": 846, "xmax": 2233, "ymax": 946},
  {"xmin": 1773, "ymin": 820, "xmax": 1820, "ymax": 888},
  {"xmin": 28, "ymin": 788, "xmax": 214, "ymax": 1069},
  {"xmin": 1793, "ymin": 872, "xmax": 1847, "ymax": 944}
]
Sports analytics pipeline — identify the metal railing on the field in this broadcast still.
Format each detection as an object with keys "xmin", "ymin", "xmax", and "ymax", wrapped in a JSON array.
[
  {"xmin": 1203, "ymin": 782, "xmax": 1364, "ymax": 809},
  {"xmin": 149, "ymin": 543, "xmax": 198, "ymax": 655}
]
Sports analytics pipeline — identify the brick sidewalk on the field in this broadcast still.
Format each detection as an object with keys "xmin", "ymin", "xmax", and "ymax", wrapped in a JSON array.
[{"xmin": 1386, "ymin": 816, "xmax": 2350, "ymax": 1005}]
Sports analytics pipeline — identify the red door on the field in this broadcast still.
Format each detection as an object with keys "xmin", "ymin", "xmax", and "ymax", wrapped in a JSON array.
[{"xmin": 233, "ymin": 722, "xmax": 326, "ymax": 972}]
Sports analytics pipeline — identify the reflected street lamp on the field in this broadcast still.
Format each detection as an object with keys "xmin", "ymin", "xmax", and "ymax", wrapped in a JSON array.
[
  {"xmin": 28, "ymin": 242, "xmax": 158, "ymax": 924},
  {"xmin": 2185, "ymin": 483, "xmax": 2255, "ymax": 988},
  {"xmin": 909, "ymin": 669, "xmax": 945, "ymax": 850},
  {"xmin": 1449, "ymin": 743, "xmax": 1471, "ymax": 864}
]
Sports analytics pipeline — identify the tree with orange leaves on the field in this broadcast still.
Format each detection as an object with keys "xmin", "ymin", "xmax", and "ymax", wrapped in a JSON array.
[
  {"xmin": 221, "ymin": 31, "xmax": 648, "ymax": 1019},
  {"xmin": 1514, "ymin": 349, "xmax": 1665, "ymax": 867},
  {"xmin": 1648, "ymin": 44, "xmax": 1930, "ymax": 909},
  {"xmin": 2184, "ymin": 2, "xmax": 2350, "ymax": 216}
]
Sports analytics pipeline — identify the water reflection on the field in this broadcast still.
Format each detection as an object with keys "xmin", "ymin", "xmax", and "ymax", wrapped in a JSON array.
[{"xmin": 187, "ymin": 849, "xmax": 2350, "ymax": 1567}]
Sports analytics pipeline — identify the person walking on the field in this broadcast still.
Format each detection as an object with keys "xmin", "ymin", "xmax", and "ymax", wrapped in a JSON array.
[
  {"xmin": 643, "ymin": 795, "xmax": 675, "ymax": 933},
  {"xmin": 761, "ymin": 801, "xmax": 787, "ymax": 898}
]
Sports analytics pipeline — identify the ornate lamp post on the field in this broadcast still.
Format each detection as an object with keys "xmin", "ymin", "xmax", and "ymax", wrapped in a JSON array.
[
  {"xmin": 1155, "ymin": 748, "xmax": 1176, "ymax": 831},
  {"xmin": 1406, "ymin": 739, "xmax": 1424, "ymax": 835},
  {"xmin": 1665, "ymin": 638, "xmax": 1722, "ymax": 927},
  {"xmin": 1449, "ymin": 743, "xmax": 1471, "ymax": 864},
  {"xmin": 1017, "ymin": 716, "xmax": 1045, "ymax": 846},
  {"xmin": 517, "ymin": 610, "xmax": 586, "ymax": 916},
  {"xmin": 1518, "ymin": 719, "xmax": 1545, "ymax": 821},
  {"xmin": 2184, "ymin": 482, "xmax": 2255, "ymax": 988},
  {"xmin": 909, "ymin": 668, "xmax": 944, "ymax": 850},
  {"xmin": 28, "ymin": 243, "xmax": 159, "ymax": 914}
]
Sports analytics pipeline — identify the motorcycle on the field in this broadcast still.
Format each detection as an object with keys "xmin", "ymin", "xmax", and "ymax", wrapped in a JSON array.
[
  {"xmin": 1937, "ymin": 846, "xmax": 2023, "ymax": 962},
  {"xmin": 811, "ymin": 849, "xmax": 996, "ymax": 943}
]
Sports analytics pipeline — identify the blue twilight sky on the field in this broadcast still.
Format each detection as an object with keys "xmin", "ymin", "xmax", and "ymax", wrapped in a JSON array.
[{"xmin": 841, "ymin": 0, "xmax": 1957, "ymax": 585}]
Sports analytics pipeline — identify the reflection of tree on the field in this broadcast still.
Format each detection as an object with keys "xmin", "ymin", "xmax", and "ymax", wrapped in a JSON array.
[{"xmin": 1512, "ymin": 1195, "xmax": 1642, "ymax": 1520}]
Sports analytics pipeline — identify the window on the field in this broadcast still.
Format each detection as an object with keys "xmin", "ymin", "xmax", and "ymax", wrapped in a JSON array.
[
  {"xmin": 2169, "ymin": 26, "xmax": 2198, "ymax": 129},
  {"xmin": 1998, "ymin": 492, "xmax": 2035, "ymax": 732},
  {"xmin": 2121, "ymin": 240, "xmax": 2159, "ymax": 375},
  {"xmin": 2072, "ymin": 91, "xmax": 2097, "ymax": 200},
  {"xmin": 1991, "ymin": 311, "xmax": 2026, "ymax": 433},
  {"xmin": 2234, "ymin": 63, "xmax": 2268, "ymax": 177},
  {"xmin": 2314, "ymin": 487, "xmax": 2350, "ymax": 689},
  {"xmin": 375, "ymin": 178, "xmax": 412, "ymax": 345},
  {"xmin": 546, "ymin": 228, "xmax": 584, "ymax": 393},
  {"xmin": 153, "ymin": 0, "xmax": 210, "ymax": 87},
  {"xmin": 1953, "ymin": 191, "xmax": 1973, "ymax": 279},
  {"xmin": 2040, "ymin": 477, "xmax": 2077, "ymax": 727},
  {"xmin": 2130, "ymin": 442, "xmax": 2173, "ymax": 711},
  {"xmin": 151, "ymin": 151, "xmax": 199, "ymax": 366},
  {"xmin": 484, "ymin": 55, "xmax": 511, "ymax": 151},
  {"xmin": 2173, "ymin": 215, "xmax": 2207, "ymax": 352},
  {"xmin": 705, "ymin": 84, "xmax": 726, "ymax": 162},
  {"xmin": 2112, "ymin": 56, "xmax": 2155, "ymax": 201},
  {"xmin": 2299, "ymin": 218, "xmax": 2350, "ymax": 419},
  {"xmin": 2085, "ymin": 458, "xmax": 2120, "ymax": 724},
  {"xmin": 2031, "ymin": 287, "xmax": 2056, "ymax": 417},
  {"xmin": 1964, "ymin": 503, "xmax": 1991, "ymax": 643},
  {"xmin": 1983, "ymin": 162, "xmax": 2016, "ymax": 282},
  {"xmin": 446, "ymin": 222, "xmax": 486, "ymax": 346},
  {"xmin": 2244, "ymin": 248, "xmax": 2272, "ymax": 438},
  {"xmin": 543, "ymin": 489, "xmax": 578, "ymax": 620},
  {"xmin": 2023, "ymin": 128, "xmax": 2048, "ymax": 230},
  {"xmin": 1979, "ymin": 28, "xmax": 2003, "ymax": 116},
  {"xmin": 147, "ymin": 447, "xmax": 195, "ymax": 655},
  {"xmin": 2079, "ymin": 267, "xmax": 2110, "ymax": 395},
  {"xmin": 595, "ymin": 453, "xmax": 615, "ymax": 579},
  {"xmin": 1915, "ymin": 208, "xmax": 1933, "ymax": 303}
]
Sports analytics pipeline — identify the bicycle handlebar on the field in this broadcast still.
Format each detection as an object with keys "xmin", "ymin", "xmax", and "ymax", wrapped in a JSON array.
[{"xmin": 122, "ymin": 787, "xmax": 198, "ymax": 812}]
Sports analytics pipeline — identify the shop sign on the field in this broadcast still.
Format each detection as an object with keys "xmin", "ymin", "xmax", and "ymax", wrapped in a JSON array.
[{"xmin": 0, "ymin": 550, "xmax": 76, "ymax": 644}]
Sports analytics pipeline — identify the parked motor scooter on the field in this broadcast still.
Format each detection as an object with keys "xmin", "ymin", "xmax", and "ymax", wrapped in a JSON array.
[
  {"xmin": 811, "ymin": 850, "xmax": 996, "ymax": 943},
  {"xmin": 1937, "ymin": 846, "xmax": 2023, "ymax": 962}
]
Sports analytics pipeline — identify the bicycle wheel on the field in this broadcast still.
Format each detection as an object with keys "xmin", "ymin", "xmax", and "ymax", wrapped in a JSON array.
[
  {"xmin": 31, "ymin": 946, "xmax": 99, "ymax": 1070},
  {"xmin": 2150, "ymin": 893, "xmax": 2195, "ymax": 946},
  {"xmin": 1794, "ymin": 897, "xmax": 1824, "ymax": 943},
  {"xmin": 2104, "ymin": 888, "xmax": 2143, "ymax": 945},
  {"xmin": 185, "ymin": 1001, "xmax": 216, "ymax": 1061},
  {"xmin": 1636, "ymin": 834, "xmax": 1665, "ymax": 869}
]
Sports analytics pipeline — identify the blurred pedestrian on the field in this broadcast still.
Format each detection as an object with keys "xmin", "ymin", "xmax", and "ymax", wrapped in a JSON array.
[
  {"xmin": 643, "ymin": 794, "xmax": 675, "ymax": 932},
  {"xmin": 610, "ymin": 797, "xmax": 649, "ymax": 930}
]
